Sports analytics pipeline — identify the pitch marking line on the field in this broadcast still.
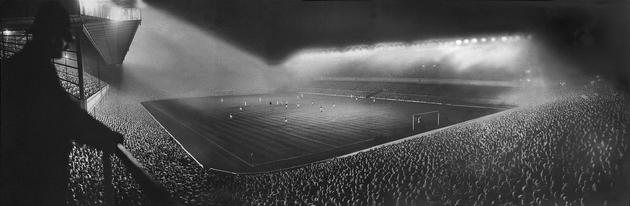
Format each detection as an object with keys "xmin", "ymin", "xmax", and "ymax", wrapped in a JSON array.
[
  {"xmin": 141, "ymin": 104, "xmax": 205, "ymax": 168},
  {"xmin": 148, "ymin": 104, "xmax": 255, "ymax": 168},
  {"xmin": 338, "ymin": 107, "xmax": 511, "ymax": 158}
]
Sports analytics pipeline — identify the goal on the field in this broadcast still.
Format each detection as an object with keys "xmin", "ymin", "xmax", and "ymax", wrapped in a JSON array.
[{"xmin": 412, "ymin": 111, "xmax": 441, "ymax": 132}]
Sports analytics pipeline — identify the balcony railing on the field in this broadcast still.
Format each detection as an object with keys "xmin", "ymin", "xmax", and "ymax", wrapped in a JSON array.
[{"xmin": 104, "ymin": 144, "xmax": 181, "ymax": 205}]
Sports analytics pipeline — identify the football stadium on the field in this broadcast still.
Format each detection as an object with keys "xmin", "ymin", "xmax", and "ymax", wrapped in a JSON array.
[{"xmin": 1, "ymin": 0, "xmax": 629, "ymax": 205}]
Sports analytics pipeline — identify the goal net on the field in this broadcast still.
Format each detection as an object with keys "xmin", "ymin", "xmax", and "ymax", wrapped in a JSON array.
[{"xmin": 412, "ymin": 111, "xmax": 441, "ymax": 132}]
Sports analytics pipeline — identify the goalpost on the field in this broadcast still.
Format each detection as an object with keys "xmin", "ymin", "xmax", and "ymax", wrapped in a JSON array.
[{"xmin": 412, "ymin": 111, "xmax": 441, "ymax": 132}]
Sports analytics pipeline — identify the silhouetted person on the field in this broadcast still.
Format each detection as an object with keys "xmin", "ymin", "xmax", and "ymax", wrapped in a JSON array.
[{"xmin": 1, "ymin": 2, "xmax": 123, "ymax": 205}]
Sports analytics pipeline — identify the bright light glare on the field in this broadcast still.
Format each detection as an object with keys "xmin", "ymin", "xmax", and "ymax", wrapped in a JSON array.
[
  {"xmin": 79, "ymin": 0, "xmax": 139, "ymax": 20},
  {"xmin": 79, "ymin": 0, "xmax": 99, "ymax": 12},
  {"xmin": 283, "ymin": 34, "xmax": 533, "ymax": 77},
  {"xmin": 2, "ymin": 30, "xmax": 11, "ymax": 35},
  {"xmin": 136, "ymin": 0, "xmax": 148, "ymax": 8},
  {"xmin": 122, "ymin": 4, "xmax": 279, "ymax": 98},
  {"xmin": 108, "ymin": 8, "xmax": 127, "ymax": 21},
  {"xmin": 481, "ymin": 38, "xmax": 487, "ymax": 42},
  {"xmin": 501, "ymin": 36, "xmax": 508, "ymax": 41}
]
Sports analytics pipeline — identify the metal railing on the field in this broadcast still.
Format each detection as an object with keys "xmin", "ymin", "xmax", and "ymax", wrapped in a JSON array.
[
  {"xmin": 0, "ymin": 30, "xmax": 85, "ymax": 100},
  {"xmin": 103, "ymin": 144, "xmax": 181, "ymax": 206}
]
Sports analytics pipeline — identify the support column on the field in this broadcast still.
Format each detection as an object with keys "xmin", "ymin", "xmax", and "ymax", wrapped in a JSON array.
[{"xmin": 76, "ymin": 31, "xmax": 86, "ymax": 109}]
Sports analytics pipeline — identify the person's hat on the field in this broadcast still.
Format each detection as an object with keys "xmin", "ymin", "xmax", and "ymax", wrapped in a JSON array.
[{"xmin": 29, "ymin": 1, "xmax": 74, "ymax": 42}]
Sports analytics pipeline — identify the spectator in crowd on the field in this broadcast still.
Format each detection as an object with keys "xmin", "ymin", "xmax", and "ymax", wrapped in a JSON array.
[{"xmin": 1, "ymin": 2, "xmax": 123, "ymax": 205}]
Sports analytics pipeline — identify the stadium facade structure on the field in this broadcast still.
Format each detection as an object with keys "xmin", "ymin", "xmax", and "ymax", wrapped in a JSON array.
[{"xmin": 0, "ymin": 2, "xmax": 140, "ymax": 111}]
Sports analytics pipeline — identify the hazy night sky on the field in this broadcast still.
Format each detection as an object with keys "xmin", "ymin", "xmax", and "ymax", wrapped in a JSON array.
[
  {"xmin": 2, "ymin": 0, "xmax": 628, "ymax": 90},
  {"xmin": 137, "ymin": 0, "xmax": 629, "ymax": 88}
]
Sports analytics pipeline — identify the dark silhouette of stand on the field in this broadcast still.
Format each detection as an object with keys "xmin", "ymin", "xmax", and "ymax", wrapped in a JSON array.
[{"xmin": 1, "ymin": 2, "xmax": 123, "ymax": 205}]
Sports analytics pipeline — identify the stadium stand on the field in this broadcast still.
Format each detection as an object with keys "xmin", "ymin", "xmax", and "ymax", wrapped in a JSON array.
[
  {"xmin": 67, "ymin": 81, "xmax": 628, "ymax": 205},
  {"xmin": 236, "ymin": 84, "xmax": 628, "ymax": 205},
  {"xmin": 3, "ymin": 0, "xmax": 617, "ymax": 204},
  {"xmin": 56, "ymin": 70, "xmax": 107, "ymax": 99},
  {"xmin": 324, "ymin": 64, "xmax": 523, "ymax": 81}
]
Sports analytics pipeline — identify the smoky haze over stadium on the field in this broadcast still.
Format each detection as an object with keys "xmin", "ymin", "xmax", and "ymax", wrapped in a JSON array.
[
  {"xmin": 1, "ymin": 0, "xmax": 629, "ymax": 205},
  {"xmin": 96, "ymin": 0, "xmax": 630, "ymax": 102}
]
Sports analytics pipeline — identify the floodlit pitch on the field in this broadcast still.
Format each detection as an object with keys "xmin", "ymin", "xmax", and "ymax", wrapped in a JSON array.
[{"xmin": 142, "ymin": 93, "xmax": 498, "ymax": 173}]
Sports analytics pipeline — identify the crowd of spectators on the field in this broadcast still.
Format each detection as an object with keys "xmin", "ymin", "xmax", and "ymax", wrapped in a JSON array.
[
  {"xmin": 236, "ymin": 85, "xmax": 629, "ymax": 205},
  {"xmin": 64, "ymin": 80, "xmax": 628, "ymax": 205},
  {"xmin": 66, "ymin": 88, "xmax": 243, "ymax": 205},
  {"xmin": 56, "ymin": 70, "xmax": 108, "ymax": 99}
]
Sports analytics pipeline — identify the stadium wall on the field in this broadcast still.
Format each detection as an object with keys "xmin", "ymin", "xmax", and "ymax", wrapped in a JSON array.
[{"xmin": 86, "ymin": 85, "xmax": 109, "ymax": 114}]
